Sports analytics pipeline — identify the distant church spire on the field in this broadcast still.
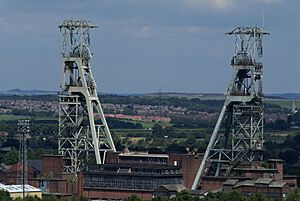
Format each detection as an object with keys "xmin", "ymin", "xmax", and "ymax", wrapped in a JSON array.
[{"xmin": 292, "ymin": 99, "xmax": 297, "ymax": 114}]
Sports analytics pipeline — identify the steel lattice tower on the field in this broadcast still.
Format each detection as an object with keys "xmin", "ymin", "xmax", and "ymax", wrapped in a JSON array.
[
  {"xmin": 58, "ymin": 19, "xmax": 116, "ymax": 173},
  {"xmin": 17, "ymin": 120, "xmax": 30, "ymax": 191},
  {"xmin": 192, "ymin": 26, "xmax": 269, "ymax": 190}
]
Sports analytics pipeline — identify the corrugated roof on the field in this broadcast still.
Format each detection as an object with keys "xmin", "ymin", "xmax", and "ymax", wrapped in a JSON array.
[
  {"xmin": 0, "ymin": 183, "xmax": 41, "ymax": 193},
  {"xmin": 255, "ymin": 178, "xmax": 273, "ymax": 185},
  {"xmin": 267, "ymin": 159, "xmax": 284, "ymax": 162},
  {"xmin": 119, "ymin": 152, "xmax": 169, "ymax": 158},
  {"xmin": 224, "ymin": 179, "xmax": 239, "ymax": 186},
  {"xmin": 269, "ymin": 181, "xmax": 287, "ymax": 188},
  {"xmin": 234, "ymin": 180, "xmax": 255, "ymax": 188},
  {"xmin": 160, "ymin": 184, "xmax": 187, "ymax": 192}
]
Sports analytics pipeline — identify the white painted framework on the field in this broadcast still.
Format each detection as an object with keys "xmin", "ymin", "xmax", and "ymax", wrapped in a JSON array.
[
  {"xmin": 58, "ymin": 19, "xmax": 116, "ymax": 173},
  {"xmin": 192, "ymin": 26, "xmax": 269, "ymax": 190}
]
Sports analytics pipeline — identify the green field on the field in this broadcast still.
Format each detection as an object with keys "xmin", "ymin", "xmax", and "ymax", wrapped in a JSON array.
[
  {"xmin": 266, "ymin": 99, "xmax": 300, "ymax": 108},
  {"xmin": 123, "ymin": 119, "xmax": 172, "ymax": 129},
  {"xmin": 0, "ymin": 114, "xmax": 56, "ymax": 121},
  {"xmin": 0, "ymin": 114, "xmax": 29, "ymax": 121}
]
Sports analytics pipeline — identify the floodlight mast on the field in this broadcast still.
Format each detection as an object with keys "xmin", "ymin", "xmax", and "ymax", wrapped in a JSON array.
[
  {"xmin": 17, "ymin": 120, "xmax": 30, "ymax": 198},
  {"xmin": 192, "ymin": 26, "xmax": 269, "ymax": 190},
  {"xmin": 58, "ymin": 19, "xmax": 116, "ymax": 173}
]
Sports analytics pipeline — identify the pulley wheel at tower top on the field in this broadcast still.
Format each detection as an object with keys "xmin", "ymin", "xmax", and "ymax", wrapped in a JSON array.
[{"xmin": 72, "ymin": 45, "xmax": 92, "ymax": 62}]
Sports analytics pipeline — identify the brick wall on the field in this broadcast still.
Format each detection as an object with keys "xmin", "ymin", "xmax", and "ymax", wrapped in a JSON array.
[
  {"xmin": 168, "ymin": 153, "xmax": 202, "ymax": 189},
  {"xmin": 82, "ymin": 189, "xmax": 153, "ymax": 200}
]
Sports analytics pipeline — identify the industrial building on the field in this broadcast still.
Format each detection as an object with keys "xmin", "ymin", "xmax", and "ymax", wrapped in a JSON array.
[
  {"xmin": 78, "ymin": 150, "xmax": 202, "ymax": 200},
  {"xmin": 0, "ymin": 183, "xmax": 42, "ymax": 199},
  {"xmin": 0, "ymin": 151, "xmax": 297, "ymax": 200},
  {"xmin": 0, "ymin": 20, "xmax": 298, "ymax": 200},
  {"xmin": 201, "ymin": 159, "xmax": 297, "ymax": 198}
]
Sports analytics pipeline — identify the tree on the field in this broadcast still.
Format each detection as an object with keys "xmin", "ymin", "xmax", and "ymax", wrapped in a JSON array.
[
  {"xmin": 152, "ymin": 197, "xmax": 169, "ymax": 201},
  {"xmin": 125, "ymin": 195, "xmax": 142, "ymax": 201},
  {"xmin": 152, "ymin": 124, "xmax": 164, "ymax": 138},
  {"xmin": 166, "ymin": 144, "xmax": 188, "ymax": 154},
  {"xmin": 278, "ymin": 149, "xmax": 298, "ymax": 165},
  {"xmin": 23, "ymin": 196, "xmax": 42, "ymax": 201},
  {"xmin": 248, "ymin": 193, "xmax": 269, "ymax": 201},
  {"xmin": 40, "ymin": 195, "xmax": 60, "ymax": 201},
  {"xmin": 2, "ymin": 148, "xmax": 19, "ymax": 165},
  {"xmin": 223, "ymin": 192, "xmax": 246, "ymax": 201},
  {"xmin": 0, "ymin": 190, "xmax": 12, "ymax": 201},
  {"xmin": 274, "ymin": 119, "xmax": 288, "ymax": 130},
  {"xmin": 286, "ymin": 189, "xmax": 300, "ymax": 201},
  {"xmin": 173, "ymin": 190, "xmax": 199, "ymax": 201},
  {"xmin": 77, "ymin": 196, "xmax": 89, "ymax": 201}
]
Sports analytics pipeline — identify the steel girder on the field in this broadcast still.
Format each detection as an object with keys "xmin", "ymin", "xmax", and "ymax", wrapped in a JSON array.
[
  {"xmin": 58, "ymin": 19, "xmax": 116, "ymax": 173},
  {"xmin": 192, "ymin": 26, "xmax": 269, "ymax": 190}
]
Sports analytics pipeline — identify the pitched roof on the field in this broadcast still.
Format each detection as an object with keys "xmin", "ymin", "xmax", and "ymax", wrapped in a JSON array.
[
  {"xmin": 224, "ymin": 179, "xmax": 239, "ymax": 186},
  {"xmin": 234, "ymin": 180, "xmax": 255, "ymax": 188},
  {"xmin": 28, "ymin": 160, "xmax": 42, "ymax": 172},
  {"xmin": 269, "ymin": 181, "xmax": 287, "ymax": 188},
  {"xmin": 255, "ymin": 178, "xmax": 273, "ymax": 185},
  {"xmin": 159, "ymin": 184, "xmax": 187, "ymax": 192},
  {"xmin": 0, "ymin": 183, "xmax": 41, "ymax": 193}
]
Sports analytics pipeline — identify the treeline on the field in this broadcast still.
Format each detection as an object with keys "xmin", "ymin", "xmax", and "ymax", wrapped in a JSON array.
[
  {"xmin": 265, "ymin": 133, "xmax": 300, "ymax": 185},
  {"xmin": 106, "ymin": 117, "xmax": 143, "ymax": 129},
  {"xmin": 0, "ymin": 190, "xmax": 87, "ymax": 201},
  {"xmin": 101, "ymin": 95, "xmax": 224, "ymax": 113},
  {"xmin": 126, "ymin": 190, "xmax": 300, "ymax": 201},
  {"xmin": 0, "ymin": 95, "xmax": 58, "ymax": 102},
  {"xmin": 11, "ymin": 109, "xmax": 55, "ymax": 118},
  {"xmin": 0, "ymin": 94, "xmax": 289, "ymax": 113},
  {"xmin": 265, "ymin": 133, "xmax": 300, "ymax": 165},
  {"xmin": 171, "ymin": 116, "xmax": 215, "ymax": 128},
  {"xmin": 2, "ymin": 190, "xmax": 300, "ymax": 201}
]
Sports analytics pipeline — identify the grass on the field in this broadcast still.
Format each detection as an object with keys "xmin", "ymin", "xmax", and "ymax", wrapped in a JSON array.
[
  {"xmin": 0, "ymin": 114, "xmax": 56, "ymax": 121},
  {"xmin": 264, "ymin": 129, "xmax": 300, "ymax": 143},
  {"xmin": 122, "ymin": 119, "xmax": 172, "ymax": 129},
  {"xmin": 266, "ymin": 99, "xmax": 300, "ymax": 109},
  {"xmin": 0, "ymin": 114, "xmax": 29, "ymax": 121}
]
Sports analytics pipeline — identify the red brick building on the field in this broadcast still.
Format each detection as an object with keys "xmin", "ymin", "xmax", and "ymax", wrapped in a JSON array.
[
  {"xmin": 225, "ymin": 178, "xmax": 291, "ymax": 199},
  {"xmin": 1, "ymin": 151, "xmax": 297, "ymax": 200},
  {"xmin": 200, "ymin": 159, "xmax": 297, "ymax": 199}
]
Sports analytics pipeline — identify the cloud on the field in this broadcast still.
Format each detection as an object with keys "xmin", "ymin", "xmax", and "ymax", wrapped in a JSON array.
[
  {"xmin": 127, "ymin": 25, "xmax": 218, "ymax": 39},
  {"xmin": 183, "ymin": 0, "xmax": 281, "ymax": 11},
  {"xmin": 254, "ymin": 0, "xmax": 281, "ymax": 3},
  {"xmin": 184, "ymin": 0, "xmax": 235, "ymax": 10},
  {"xmin": 136, "ymin": 26, "xmax": 152, "ymax": 38}
]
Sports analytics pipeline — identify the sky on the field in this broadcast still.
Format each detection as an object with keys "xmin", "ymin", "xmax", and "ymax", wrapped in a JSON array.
[{"xmin": 0, "ymin": 0, "xmax": 299, "ymax": 94}]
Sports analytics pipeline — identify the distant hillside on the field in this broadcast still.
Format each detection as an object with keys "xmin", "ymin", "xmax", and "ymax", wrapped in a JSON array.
[
  {"xmin": 1, "ymin": 89, "xmax": 300, "ymax": 100},
  {"xmin": 267, "ymin": 93, "xmax": 300, "ymax": 100},
  {"xmin": 144, "ymin": 92, "xmax": 224, "ymax": 100},
  {"xmin": 0, "ymin": 89, "xmax": 57, "ymax": 96},
  {"xmin": 144, "ymin": 92, "xmax": 300, "ymax": 100}
]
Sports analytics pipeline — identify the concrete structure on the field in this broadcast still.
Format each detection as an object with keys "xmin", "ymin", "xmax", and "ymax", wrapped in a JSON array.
[
  {"xmin": 0, "ymin": 183, "xmax": 42, "ymax": 199},
  {"xmin": 193, "ymin": 26, "xmax": 270, "ymax": 190},
  {"xmin": 58, "ymin": 19, "xmax": 115, "ymax": 173}
]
